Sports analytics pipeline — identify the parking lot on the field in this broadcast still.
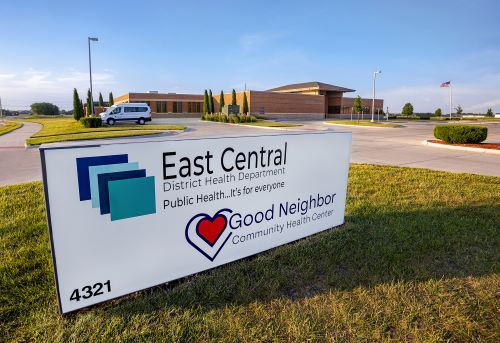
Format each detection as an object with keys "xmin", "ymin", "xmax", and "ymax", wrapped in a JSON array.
[{"xmin": 0, "ymin": 119, "xmax": 499, "ymax": 186}]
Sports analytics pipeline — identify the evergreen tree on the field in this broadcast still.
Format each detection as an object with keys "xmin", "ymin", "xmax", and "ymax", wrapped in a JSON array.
[
  {"xmin": 402, "ymin": 102, "xmax": 414, "ymax": 115},
  {"xmin": 208, "ymin": 89, "xmax": 214, "ymax": 113},
  {"xmin": 219, "ymin": 90, "xmax": 225, "ymax": 112},
  {"xmin": 73, "ymin": 88, "xmax": 83, "ymax": 120},
  {"xmin": 455, "ymin": 105, "xmax": 463, "ymax": 115},
  {"xmin": 353, "ymin": 96, "xmax": 363, "ymax": 114},
  {"xmin": 210, "ymin": 91, "xmax": 215, "ymax": 113},
  {"xmin": 203, "ymin": 90, "xmax": 209, "ymax": 114},
  {"xmin": 109, "ymin": 92, "xmax": 114, "ymax": 106},
  {"xmin": 242, "ymin": 92, "xmax": 249, "ymax": 115},
  {"xmin": 486, "ymin": 107, "xmax": 494, "ymax": 117},
  {"xmin": 98, "ymin": 92, "xmax": 104, "ymax": 107},
  {"xmin": 435, "ymin": 108, "xmax": 442, "ymax": 117},
  {"xmin": 232, "ymin": 89, "xmax": 237, "ymax": 105},
  {"xmin": 86, "ymin": 89, "xmax": 92, "ymax": 116}
]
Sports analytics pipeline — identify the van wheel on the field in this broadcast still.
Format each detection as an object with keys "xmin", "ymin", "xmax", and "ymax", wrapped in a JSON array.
[
  {"xmin": 138, "ymin": 118, "xmax": 145, "ymax": 125},
  {"xmin": 107, "ymin": 118, "xmax": 115, "ymax": 125}
]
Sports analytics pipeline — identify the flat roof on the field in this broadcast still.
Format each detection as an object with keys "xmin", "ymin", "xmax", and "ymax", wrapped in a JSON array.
[{"xmin": 267, "ymin": 81, "xmax": 355, "ymax": 93}]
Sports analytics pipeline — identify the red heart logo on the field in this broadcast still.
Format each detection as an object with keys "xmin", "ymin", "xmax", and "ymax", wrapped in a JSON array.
[{"xmin": 196, "ymin": 215, "xmax": 227, "ymax": 247}]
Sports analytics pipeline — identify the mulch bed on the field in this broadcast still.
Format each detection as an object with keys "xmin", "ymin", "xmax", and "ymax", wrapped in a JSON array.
[{"xmin": 428, "ymin": 140, "xmax": 500, "ymax": 150}]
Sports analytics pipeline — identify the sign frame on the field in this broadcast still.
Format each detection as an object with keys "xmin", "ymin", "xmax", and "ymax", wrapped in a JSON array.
[{"xmin": 40, "ymin": 132, "xmax": 351, "ymax": 314}]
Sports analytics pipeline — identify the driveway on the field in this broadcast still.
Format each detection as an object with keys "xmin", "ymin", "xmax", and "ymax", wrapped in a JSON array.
[{"xmin": 0, "ymin": 119, "xmax": 498, "ymax": 186}]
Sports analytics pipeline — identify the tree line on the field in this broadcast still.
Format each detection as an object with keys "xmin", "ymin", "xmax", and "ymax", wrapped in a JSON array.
[
  {"xmin": 203, "ymin": 89, "xmax": 249, "ymax": 115},
  {"xmin": 72, "ymin": 89, "xmax": 114, "ymax": 120}
]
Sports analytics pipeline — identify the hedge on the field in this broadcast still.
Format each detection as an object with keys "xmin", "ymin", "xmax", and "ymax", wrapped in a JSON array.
[
  {"xmin": 433, "ymin": 125, "xmax": 487, "ymax": 144},
  {"xmin": 201, "ymin": 114, "xmax": 257, "ymax": 123},
  {"xmin": 80, "ymin": 117, "xmax": 103, "ymax": 128}
]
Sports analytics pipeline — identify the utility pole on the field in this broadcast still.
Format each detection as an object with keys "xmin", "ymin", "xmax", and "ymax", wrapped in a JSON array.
[
  {"xmin": 88, "ymin": 37, "xmax": 99, "ymax": 116},
  {"xmin": 371, "ymin": 70, "xmax": 381, "ymax": 122}
]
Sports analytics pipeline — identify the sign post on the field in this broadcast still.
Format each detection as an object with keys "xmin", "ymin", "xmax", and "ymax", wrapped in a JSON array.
[{"xmin": 40, "ymin": 132, "xmax": 351, "ymax": 314}]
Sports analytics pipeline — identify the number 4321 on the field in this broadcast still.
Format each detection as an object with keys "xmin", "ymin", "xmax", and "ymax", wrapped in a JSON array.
[{"xmin": 70, "ymin": 280, "xmax": 111, "ymax": 302}]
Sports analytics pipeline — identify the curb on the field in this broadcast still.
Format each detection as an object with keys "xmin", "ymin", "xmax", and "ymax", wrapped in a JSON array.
[
  {"xmin": 324, "ymin": 122, "xmax": 402, "ymax": 129},
  {"xmin": 423, "ymin": 140, "xmax": 500, "ymax": 155},
  {"xmin": 24, "ymin": 142, "xmax": 40, "ymax": 149},
  {"xmin": 206, "ymin": 120, "xmax": 304, "ymax": 131}
]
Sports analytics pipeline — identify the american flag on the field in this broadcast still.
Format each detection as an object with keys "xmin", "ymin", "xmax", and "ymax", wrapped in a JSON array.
[{"xmin": 440, "ymin": 81, "xmax": 451, "ymax": 87}]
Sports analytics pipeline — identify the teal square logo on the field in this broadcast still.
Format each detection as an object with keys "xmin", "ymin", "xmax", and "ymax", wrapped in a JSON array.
[{"xmin": 108, "ymin": 176, "xmax": 156, "ymax": 221}]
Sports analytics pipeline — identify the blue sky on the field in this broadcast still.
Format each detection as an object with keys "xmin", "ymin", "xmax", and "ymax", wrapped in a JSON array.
[{"xmin": 1, "ymin": 0, "xmax": 499, "ymax": 113}]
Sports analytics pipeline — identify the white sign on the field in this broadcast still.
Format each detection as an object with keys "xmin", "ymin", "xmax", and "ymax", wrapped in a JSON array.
[{"xmin": 40, "ymin": 132, "xmax": 351, "ymax": 314}]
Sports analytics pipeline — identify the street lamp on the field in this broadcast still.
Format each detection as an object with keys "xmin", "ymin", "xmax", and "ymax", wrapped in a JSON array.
[
  {"xmin": 371, "ymin": 70, "xmax": 381, "ymax": 122},
  {"xmin": 88, "ymin": 37, "xmax": 98, "ymax": 116}
]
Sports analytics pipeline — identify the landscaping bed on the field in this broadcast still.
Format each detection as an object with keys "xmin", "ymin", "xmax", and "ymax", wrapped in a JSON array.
[
  {"xmin": 14, "ymin": 118, "xmax": 185, "ymax": 145},
  {"xmin": 0, "ymin": 121, "xmax": 23, "ymax": 135},
  {"xmin": 239, "ymin": 120, "xmax": 302, "ymax": 128},
  {"xmin": 325, "ymin": 120, "xmax": 402, "ymax": 128},
  {"xmin": 428, "ymin": 139, "xmax": 500, "ymax": 150},
  {"xmin": 1, "ymin": 164, "xmax": 499, "ymax": 341}
]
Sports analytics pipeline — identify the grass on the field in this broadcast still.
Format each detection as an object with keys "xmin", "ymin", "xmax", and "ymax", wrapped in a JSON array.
[
  {"xmin": 1, "ymin": 164, "xmax": 499, "ymax": 341},
  {"xmin": 240, "ymin": 120, "xmax": 303, "ymax": 127},
  {"xmin": 0, "ymin": 121, "xmax": 23, "ymax": 135},
  {"xmin": 326, "ymin": 120, "xmax": 402, "ymax": 128},
  {"xmin": 14, "ymin": 118, "xmax": 185, "ymax": 145}
]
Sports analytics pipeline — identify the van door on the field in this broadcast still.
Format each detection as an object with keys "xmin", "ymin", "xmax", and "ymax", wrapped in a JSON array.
[
  {"xmin": 110, "ymin": 106, "xmax": 122, "ymax": 120},
  {"xmin": 123, "ymin": 106, "xmax": 136, "ymax": 120}
]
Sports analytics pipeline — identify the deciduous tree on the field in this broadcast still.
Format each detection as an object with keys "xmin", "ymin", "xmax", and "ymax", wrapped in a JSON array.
[
  {"xmin": 435, "ymin": 108, "xmax": 442, "ymax": 117},
  {"xmin": 353, "ymin": 96, "xmax": 363, "ymax": 115},
  {"xmin": 402, "ymin": 102, "xmax": 414, "ymax": 115},
  {"xmin": 30, "ymin": 102, "xmax": 59, "ymax": 116}
]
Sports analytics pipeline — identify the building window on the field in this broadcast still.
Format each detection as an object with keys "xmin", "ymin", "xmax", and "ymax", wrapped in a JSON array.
[
  {"xmin": 173, "ymin": 101, "xmax": 183, "ymax": 113},
  {"xmin": 187, "ymin": 102, "xmax": 201, "ymax": 113},
  {"xmin": 156, "ymin": 101, "xmax": 167, "ymax": 113}
]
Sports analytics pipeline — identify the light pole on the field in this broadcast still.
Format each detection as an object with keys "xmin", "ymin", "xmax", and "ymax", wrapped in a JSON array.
[
  {"xmin": 88, "ymin": 37, "xmax": 98, "ymax": 116},
  {"xmin": 371, "ymin": 70, "xmax": 381, "ymax": 122}
]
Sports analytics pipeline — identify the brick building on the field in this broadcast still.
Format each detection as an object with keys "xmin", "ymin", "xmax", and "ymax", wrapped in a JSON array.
[{"xmin": 114, "ymin": 81, "xmax": 383, "ymax": 119}]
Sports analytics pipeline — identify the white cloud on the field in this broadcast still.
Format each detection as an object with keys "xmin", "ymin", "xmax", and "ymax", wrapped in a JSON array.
[{"xmin": 0, "ymin": 69, "xmax": 115, "ymax": 109}]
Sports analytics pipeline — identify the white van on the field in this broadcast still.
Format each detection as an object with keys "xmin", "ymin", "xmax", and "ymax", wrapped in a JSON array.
[{"xmin": 100, "ymin": 103, "xmax": 152, "ymax": 125}]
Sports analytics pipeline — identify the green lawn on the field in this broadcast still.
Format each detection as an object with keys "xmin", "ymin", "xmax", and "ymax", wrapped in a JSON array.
[
  {"xmin": 240, "ymin": 120, "xmax": 303, "ymax": 127},
  {"xmin": 15, "ymin": 118, "xmax": 185, "ymax": 145},
  {"xmin": 0, "ymin": 121, "xmax": 23, "ymax": 135},
  {"xmin": 1, "ymin": 165, "xmax": 499, "ymax": 341},
  {"xmin": 326, "ymin": 120, "xmax": 402, "ymax": 128}
]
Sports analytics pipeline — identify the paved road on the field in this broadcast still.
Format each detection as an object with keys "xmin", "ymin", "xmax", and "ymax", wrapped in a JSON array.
[
  {"xmin": 295, "ymin": 120, "xmax": 500, "ymax": 177},
  {"xmin": 0, "ymin": 119, "xmax": 498, "ymax": 186}
]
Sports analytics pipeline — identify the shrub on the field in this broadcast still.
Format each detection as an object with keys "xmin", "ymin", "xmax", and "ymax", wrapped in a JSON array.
[
  {"xmin": 80, "ymin": 117, "xmax": 102, "ymax": 128},
  {"xmin": 433, "ymin": 125, "xmax": 487, "ymax": 144}
]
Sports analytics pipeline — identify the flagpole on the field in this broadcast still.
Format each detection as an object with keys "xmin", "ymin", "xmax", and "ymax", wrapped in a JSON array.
[{"xmin": 449, "ymin": 82, "xmax": 452, "ymax": 119}]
